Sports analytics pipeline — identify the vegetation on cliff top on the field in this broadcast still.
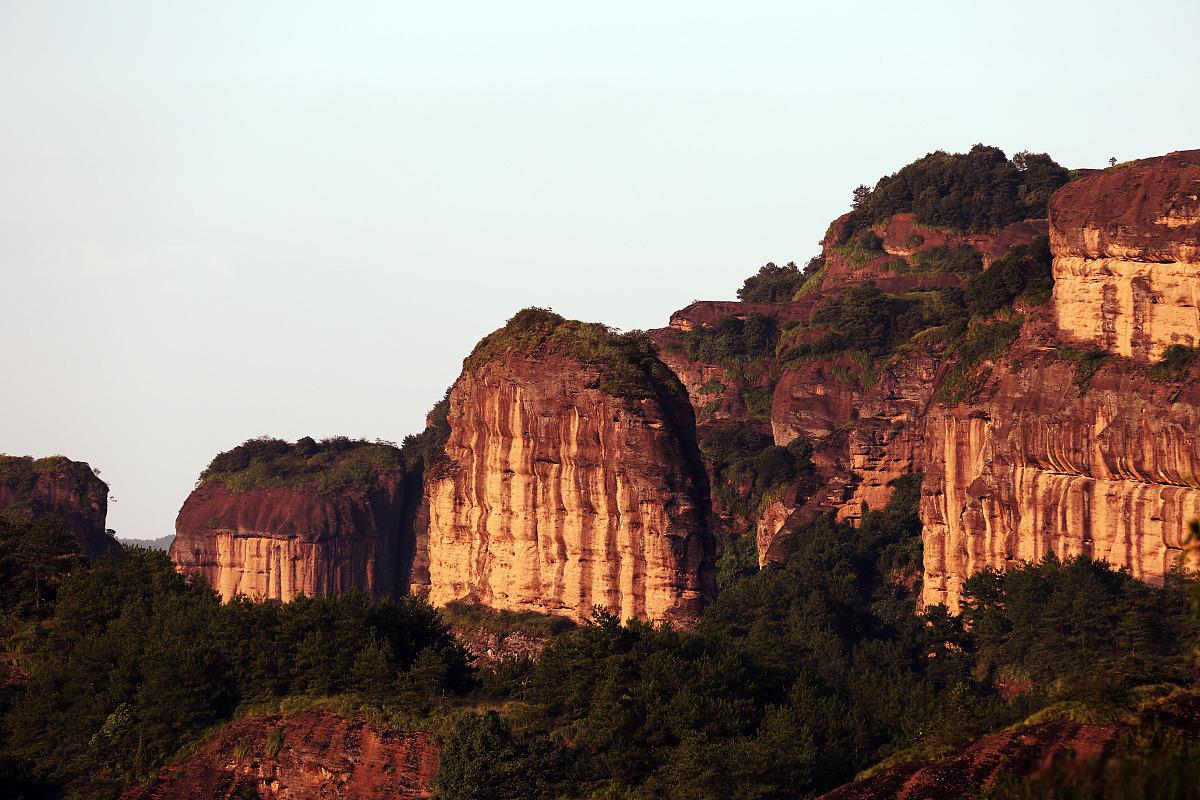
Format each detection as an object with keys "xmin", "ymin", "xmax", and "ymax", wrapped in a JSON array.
[
  {"xmin": 840, "ymin": 144, "xmax": 1069, "ymax": 241},
  {"xmin": 463, "ymin": 307, "xmax": 685, "ymax": 401},
  {"xmin": 737, "ymin": 257, "xmax": 826, "ymax": 302},
  {"xmin": 0, "ymin": 455, "xmax": 105, "ymax": 499},
  {"xmin": 197, "ymin": 436, "xmax": 405, "ymax": 494}
]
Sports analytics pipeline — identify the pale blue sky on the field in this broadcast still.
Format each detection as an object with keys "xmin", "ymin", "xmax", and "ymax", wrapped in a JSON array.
[{"xmin": 2, "ymin": 1, "xmax": 1198, "ymax": 537}]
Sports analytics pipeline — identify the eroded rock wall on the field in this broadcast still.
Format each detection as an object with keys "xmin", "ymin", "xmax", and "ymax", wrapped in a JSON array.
[
  {"xmin": 171, "ymin": 476, "xmax": 409, "ymax": 602},
  {"xmin": 420, "ymin": 354, "xmax": 714, "ymax": 624},
  {"xmin": 921, "ymin": 333, "xmax": 1200, "ymax": 610},
  {"xmin": 1050, "ymin": 150, "xmax": 1200, "ymax": 360},
  {"xmin": 921, "ymin": 152, "xmax": 1200, "ymax": 610}
]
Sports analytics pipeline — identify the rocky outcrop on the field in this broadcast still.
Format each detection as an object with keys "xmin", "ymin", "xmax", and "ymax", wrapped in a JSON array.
[
  {"xmin": 922, "ymin": 153, "xmax": 1200, "ymax": 611},
  {"xmin": 121, "ymin": 713, "xmax": 438, "ymax": 800},
  {"xmin": 0, "ymin": 454, "xmax": 115, "ymax": 558},
  {"xmin": 418, "ymin": 310, "xmax": 714, "ymax": 625},
  {"xmin": 171, "ymin": 441, "xmax": 411, "ymax": 602},
  {"xmin": 823, "ymin": 211, "xmax": 1048, "ymax": 285},
  {"xmin": 819, "ymin": 693, "xmax": 1200, "ymax": 800},
  {"xmin": 920, "ymin": 328, "xmax": 1200, "ymax": 610},
  {"xmin": 1050, "ymin": 150, "xmax": 1200, "ymax": 360},
  {"xmin": 757, "ymin": 350, "xmax": 941, "ymax": 560}
]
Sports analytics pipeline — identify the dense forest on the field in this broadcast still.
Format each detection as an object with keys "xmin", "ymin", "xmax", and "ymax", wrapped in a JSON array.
[{"xmin": 2, "ymin": 482, "xmax": 1196, "ymax": 799}]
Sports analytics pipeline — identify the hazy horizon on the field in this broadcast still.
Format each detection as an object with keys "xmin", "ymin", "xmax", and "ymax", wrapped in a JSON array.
[{"xmin": 4, "ymin": 0, "xmax": 1200, "ymax": 538}]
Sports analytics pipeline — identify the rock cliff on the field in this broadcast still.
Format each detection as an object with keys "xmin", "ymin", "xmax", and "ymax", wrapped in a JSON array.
[
  {"xmin": 920, "ymin": 317, "xmax": 1200, "ymax": 610},
  {"xmin": 418, "ymin": 308, "xmax": 714, "ymax": 624},
  {"xmin": 1050, "ymin": 150, "xmax": 1200, "ymax": 360},
  {"xmin": 0, "ymin": 454, "xmax": 115, "ymax": 558},
  {"xmin": 171, "ymin": 438, "xmax": 411, "ymax": 602},
  {"xmin": 121, "ymin": 712, "xmax": 438, "ymax": 800},
  {"xmin": 922, "ymin": 153, "xmax": 1200, "ymax": 609}
]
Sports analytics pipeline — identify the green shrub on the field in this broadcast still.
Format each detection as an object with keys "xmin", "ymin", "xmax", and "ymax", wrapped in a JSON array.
[
  {"xmin": 464, "ymin": 308, "xmax": 684, "ymax": 402},
  {"xmin": 836, "ymin": 229, "xmax": 886, "ymax": 269},
  {"xmin": 683, "ymin": 313, "xmax": 778, "ymax": 365},
  {"xmin": 938, "ymin": 316, "xmax": 1024, "ymax": 403},
  {"xmin": 735, "ymin": 259, "xmax": 805, "ymax": 302},
  {"xmin": 964, "ymin": 235, "xmax": 1053, "ymax": 315},
  {"xmin": 903, "ymin": 233, "xmax": 925, "ymax": 249},
  {"xmin": 1056, "ymin": 347, "xmax": 1111, "ymax": 391},
  {"xmin": 1148, "ymin": 345, "xmax": 1200, "ymax": 382},
  {"xmin": 909, "ymin": 244, "xmax": 983, "ymax": 276},
  {"xmin": 842, "ymin": 145, "xmax": 1068, "ymax": 240}
]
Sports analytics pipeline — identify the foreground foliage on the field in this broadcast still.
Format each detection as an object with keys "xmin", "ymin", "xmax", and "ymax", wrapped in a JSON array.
[
  {"xmin": 0, "ymin": 542, "xmax": 471, "ymax": 800},
  {"xmin": 434, "ymin": 477, "xmax": 1197, "ymax": 799}
]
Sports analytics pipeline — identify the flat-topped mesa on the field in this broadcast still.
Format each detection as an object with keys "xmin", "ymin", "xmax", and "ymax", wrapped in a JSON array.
[
  {"xmin": 0, "ymin": 454, "xmax": 115, "ymax": 559},
  {"xmin": 419, "ymin": 308, "xmax": 715, "ymax": 625},
  {"xmin": 1050, "ymin": 150, "xmax": 1200, "ymax": 360},
  {"xmin": 171, "ymin": 437, "xmax": 410, "ymax": 602}
]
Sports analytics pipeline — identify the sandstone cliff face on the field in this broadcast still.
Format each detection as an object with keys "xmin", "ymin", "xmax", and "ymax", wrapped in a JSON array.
[
  {"xmin": 921, "ymin": 153, "xmax": 1200, "ymax": 610},
  {"xmin": 171, "ymin": 445, "xmax": 410, "ymax": 602},
  {"xmin": 419, "ymin": 324, "xmax": 714, "ymax": 624},
  {"xmin": 920, "ymin": 331, "xmax": 1200, "ymax": 610},
  {"xmin": 1050, "ymin": 150, "xmax": 1200, "ymax": 361},
  {"xmin": 121, "ymin": 713, "xmax": 437, "ymax": 800},
  {"xmin": 0, "ymin": 455, "xmax": 115, "ymax": 558}
]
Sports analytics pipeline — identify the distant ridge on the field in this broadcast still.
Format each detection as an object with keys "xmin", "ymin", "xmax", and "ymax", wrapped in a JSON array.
[{"xmin": 118, "ymin": 534, "xmax": 175, "ymax": 551}]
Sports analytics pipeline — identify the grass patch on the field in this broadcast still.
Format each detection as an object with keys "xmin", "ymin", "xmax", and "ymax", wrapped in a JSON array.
[
  {"xmin": 1148, "ymin": 344, "xmax": 1200, "ymax": 382},
  {"xmin": 464, "ymin": 307, "xmax": 683, "ymax": 401},
  {"xmin": 938, "ymin": 316, "xmax": 1024, "ymax": 404}
]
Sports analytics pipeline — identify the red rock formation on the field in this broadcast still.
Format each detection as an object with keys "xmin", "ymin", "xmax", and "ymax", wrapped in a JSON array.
[
  {"xmin": 922, "ymin": 153, "xmax": 1200, "ymax": 610},
  {"xmin": 1050, "ymin": 150, "xmax": 1200, "ymax": 360},
  {"xmin": 822, "ymin": 211, "xmax": 1049, "ymax": 285},
  {"xmin": 418, "ymin": 311, "xmax": 714, "ymax": 624},
  {"xmin": 819, "ymin": 694, "xmax": 1200, "ymax": 800},
  {"xmin": 121, "ymin": 712, "xmax": 438, "ymax": 800},
  {"xmin": 0, "ymin": 454, "xmax": 115, "ymax": 558},
  {"xmin": 171, "ymin": 443, "xmax": 411, "ymax": 602},
  {"xmin": 920, "ymin": 320, "xmax": 1200, "ymax": 610}
]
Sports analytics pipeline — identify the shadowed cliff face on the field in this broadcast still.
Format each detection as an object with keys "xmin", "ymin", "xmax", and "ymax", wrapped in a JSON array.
[
  {"xmin": 1050, "ymin": 150, "xmax": 1200, "ymax": 360},
  {"xmin": 171, "ymin": 444, "xmax": 411, "ymax": 602},
  {"xmin": 419, "ymin": 327, "xmax": 714, "ymax": 624},
  {"xmin": 0, "ymin": 455, "xmax": 115, "ymax": 559},
  {"xmin": 120, "ymin": 713, "xmax": 438, "ymax": 800}
]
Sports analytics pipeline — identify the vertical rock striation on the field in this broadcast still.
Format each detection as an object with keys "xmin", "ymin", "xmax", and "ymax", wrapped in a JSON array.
[
  {"xmin": 419, "ymin": 309, "xmax": 714, "ymax": 624},
  {"xmin": 1050, "ymin": 150, "xmax": 1200, "ymax": 360},
  {"xmin": 922, "ymin": 152, "xmax": 1200, "ymax": 610},
  {"xmin": 171, "ymin": 440, "xmax": 410, "ymax": 602}
]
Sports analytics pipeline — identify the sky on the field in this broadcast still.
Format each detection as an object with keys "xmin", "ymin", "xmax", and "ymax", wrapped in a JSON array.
[{"xmin": 2, "ymin": 1, "xmax": 1199, "ymax": 538}]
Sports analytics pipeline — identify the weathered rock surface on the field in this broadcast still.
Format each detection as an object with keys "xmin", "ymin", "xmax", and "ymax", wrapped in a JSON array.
[
  {"xmin": 772, "ymin": 349, "xmax": 941, "ymax": 518},
  {"xmin": 171, "ymin": 448, "xmax": 410, "ymax": 602},
  {"xmin": 121, "ymin": 713, "xmax": 438, "ymax": 800},
  {"xmin": 920, "ymin": 328, "xmax": 1200, "ymax": 610},
  {"xmin": 922, "ymin": 153, "xmax": 1200, "ymax": 610},
  {"xmin": 0, "ymin": 454, "xmax": 115, "ymax": 558},
  {"xmin": 1050, "ymin": 150, "xmax": 1200, "ymax": 360},
  {"xmin": 419, "ymin": 313, "xmax": 714, "ymax": 624}
]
